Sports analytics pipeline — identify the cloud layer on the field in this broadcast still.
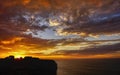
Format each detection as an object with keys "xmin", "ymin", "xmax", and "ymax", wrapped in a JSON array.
[{"xmin": 0, "ymin": 0, "xmax": 120, "ymax": 58}]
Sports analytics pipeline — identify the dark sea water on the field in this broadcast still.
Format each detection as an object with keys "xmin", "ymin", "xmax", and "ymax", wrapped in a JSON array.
[{"xmin": 55, "ymin": 59, "xmax": 120, "ymax": 75}]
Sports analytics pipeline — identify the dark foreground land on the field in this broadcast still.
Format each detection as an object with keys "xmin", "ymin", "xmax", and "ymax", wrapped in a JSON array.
[{"xmin": 0, "ymin": 56, "xmax": 57, "ymax": 75}]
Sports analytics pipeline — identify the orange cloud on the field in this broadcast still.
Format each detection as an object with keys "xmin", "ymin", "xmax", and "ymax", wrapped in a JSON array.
[
  {"xmin": 22, "ymin": 0, "xmax": 31, "ymax": 5},
  {"xmin": 0, "ymin": 0, "xmax": 120, "ymax": 59},
  {"xmin": 1, "ymin": 37, "xmax": 24, "ymax": 45}
]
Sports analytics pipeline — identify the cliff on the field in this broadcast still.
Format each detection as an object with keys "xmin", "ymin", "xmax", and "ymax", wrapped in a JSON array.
[{"xmin": 0, "ymin": 56, "xmax": 57, "ymax": 75}]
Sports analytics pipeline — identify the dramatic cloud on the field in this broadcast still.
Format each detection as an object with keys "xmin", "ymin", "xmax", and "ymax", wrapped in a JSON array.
[
  {"xmin": 54, "ymin": 42, "xmax": 120, "ymax": 55},
  {"xmin": 51, "ymin": 0, "xmax": 120, "ymax": 37},
  {"xmin": 0, "ymin": 0, "xmax": 120, "ymax": 58},
  {"xmin": 1, "ymin": 0, "xmax": 120, "ymax": 37}
]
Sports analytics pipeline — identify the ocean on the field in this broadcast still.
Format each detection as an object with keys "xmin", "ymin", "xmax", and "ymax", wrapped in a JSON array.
[{"xmin": 55, "ymin": 59, "xmax": 120, "ymax": 75}]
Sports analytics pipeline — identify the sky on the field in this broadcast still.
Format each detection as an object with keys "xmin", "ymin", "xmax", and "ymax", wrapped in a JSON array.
[{"xmin": 0, "ymin": 0, "xmax": 120, "ymax": 59}]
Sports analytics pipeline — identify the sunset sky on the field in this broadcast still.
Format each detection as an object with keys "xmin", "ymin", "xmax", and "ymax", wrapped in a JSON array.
[{"xmin": 0, "ymin": 0, "xmax": 120, "ymax": 59}]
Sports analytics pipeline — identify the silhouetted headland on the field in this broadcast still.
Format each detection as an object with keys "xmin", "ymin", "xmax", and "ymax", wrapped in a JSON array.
[{"xmin": 0, "ymin": 56, "xmax": 57, "ymax": 75}]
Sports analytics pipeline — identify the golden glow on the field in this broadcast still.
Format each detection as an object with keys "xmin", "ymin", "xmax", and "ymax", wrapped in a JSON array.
[
  {"xmin": 49, "ymin": 19, "xmax": 60, "ymax": 26},
  {"xmin": 9, "ymin": 52, "xmax": 26, "ymax": 58},
  {"xmin": 1, "ymin": 37, "xmax": 24, "ymax": 44},
  {"xmin": 22, "ymin": 0, "xmax": 31, "ymax": 5},
  {"xmin": 0, "ymin": 52, "xmax": 120, "ymax": 59},
  {"xmin": 14, "ymin": 54, "xmax": 24, "ymax": 58},
  {"xmin": 80, "ymin": 32, "xmax": 87, "ymax": 37}
]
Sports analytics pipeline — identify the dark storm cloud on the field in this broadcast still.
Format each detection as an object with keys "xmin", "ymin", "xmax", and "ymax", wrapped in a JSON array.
[
  {"xmin": 1, "ymin": 0, "xmax": 120, "ymax": 37},
  {"xmin": 0, "ymin": 0, "xmax": 56, "ymax": 53},
  {"xmin": 0, "ymin": 0, "xmax": 120, "ymax": 57},
  {"xmin": 47, "ymin": 0, "xmax": 120, "ymax": 37},
  {"xmin": 0, "ymin": 28, "xmax": 56, "ymax": 53},
  {"xmin": 61, "ymin": 11, "xmax": 120, "ymax": 36},
  {"xmin": 0, "ymin": 0, "xmax": 51, "ymax": 33},
  {"xmin": 54, "ymin": 43, "xmax": 120, "ymax": 55}
]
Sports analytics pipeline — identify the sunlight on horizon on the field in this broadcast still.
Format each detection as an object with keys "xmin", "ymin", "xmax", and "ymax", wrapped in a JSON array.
[{"xmin": 8, "ymin": 52, "xmax": 26, "ymax": 58}]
